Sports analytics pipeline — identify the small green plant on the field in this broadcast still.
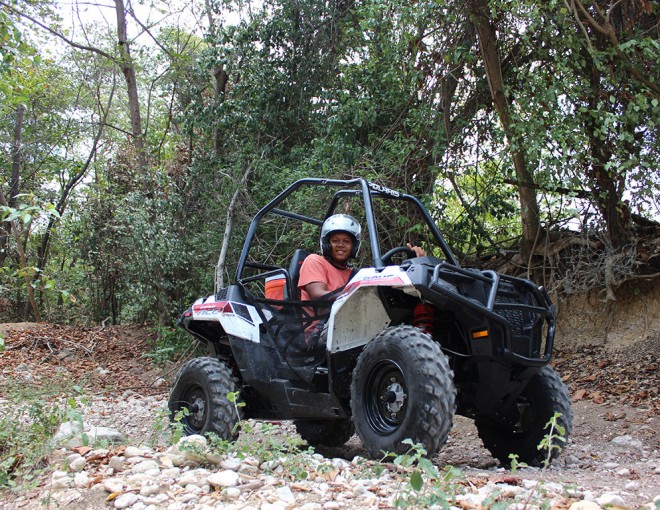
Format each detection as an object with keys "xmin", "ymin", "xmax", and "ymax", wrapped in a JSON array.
[
  {"xmin": 64, "ymin": 386, "xmax": 89, "ymax": 446},
  {"xmin": 170, "ymin": 406, "xmax": 191, "ymax": 444},
  {"xmin": 227, "ymin": 391, "xmax": 247, "ymax": 435},
  {"xmin": 143, "ymin": 326, "xmax": 199, "ymax": 365},
  {"xmin": 508, "ymin": 453, "xmax": 529, "ymax": 474},
  {"xmin": 0, "ymin": 377, "xmax": 78, "ymax": 493},
  {"xmin": 148, "ymin": 405, "xmax": 174, "ymax": 447},
  {"xmin": 390, "ymin": 440, "xmax": 466, "ymax": 509},
  {"xmin": 539, "ymin": 412, "xmax": 567, "ymax": 468}
]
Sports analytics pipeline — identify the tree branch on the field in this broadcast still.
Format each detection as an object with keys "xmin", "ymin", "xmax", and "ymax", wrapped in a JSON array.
[{"xmin": 0, "ymin": 1, "xmax": 116, "ymax": 62}]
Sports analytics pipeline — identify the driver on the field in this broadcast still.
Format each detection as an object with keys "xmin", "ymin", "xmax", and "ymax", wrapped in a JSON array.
[{"xmin": 298, "ymin": 214, "xmax": 425, "ymax": 301}]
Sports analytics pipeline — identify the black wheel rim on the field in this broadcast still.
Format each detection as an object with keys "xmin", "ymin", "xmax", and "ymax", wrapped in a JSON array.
[
  {"xmin": 364, "ymin": 359, "xmax": 408, "ymax": 434},
  {"xmin": 181, "ymin": 384, "xmax": 207, "ymax": 433},
  {"xmin": 512, "ymin": 398, "xmax": 534, "ymax": 434}
]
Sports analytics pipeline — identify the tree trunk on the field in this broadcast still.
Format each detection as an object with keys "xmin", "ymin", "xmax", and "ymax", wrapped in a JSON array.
[
  {"xmin": 204, "ymin": 0, "xmax": 228, "ymax": 158},
  {"xmin": 115, "ymin": 0, "xmax": 147, "ymax": 172},
  {"xmin": 0, "ymin": 104, "xmax": 24, "ymax": 268},
  {"xmin": 215, "ymin": 166, "xmax": 252, "ymax": 290},
  {"xmin": 583, "ymin": 55, "xmax": 631, "ymax": 247},
  {"xmin": 469, "ymin": 0, "xmax": 541, "ymax": 259}
]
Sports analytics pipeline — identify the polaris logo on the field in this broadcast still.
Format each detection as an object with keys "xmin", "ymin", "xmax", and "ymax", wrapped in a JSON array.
[{"xmin": 369, "ymin": 182, "xmax": 400, "ymax": 197}]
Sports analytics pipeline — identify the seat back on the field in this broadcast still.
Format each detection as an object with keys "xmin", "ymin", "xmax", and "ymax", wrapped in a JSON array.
[{"xmin": 288, "ymin": 249, "xmax": 310, "ymax": 300}]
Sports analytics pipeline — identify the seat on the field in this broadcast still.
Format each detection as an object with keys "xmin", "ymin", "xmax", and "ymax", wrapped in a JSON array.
[{"xmin": 288, "ymin": 248, "xmax": 310, "ymax": 301}]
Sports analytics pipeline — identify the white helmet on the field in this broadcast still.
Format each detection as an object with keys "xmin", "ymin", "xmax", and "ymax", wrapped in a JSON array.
[{"xmin": 320, "ymin": 214, "xmax": 361, "ymax": 258}]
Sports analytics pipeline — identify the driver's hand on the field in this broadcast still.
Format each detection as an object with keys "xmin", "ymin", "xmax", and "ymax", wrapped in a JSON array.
[{"xmin": 406, "ymin": 243, "xmax": 426, "ymax": 257}]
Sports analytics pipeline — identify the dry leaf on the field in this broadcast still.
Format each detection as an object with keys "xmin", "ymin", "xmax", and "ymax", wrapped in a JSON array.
[{"xmin": 573, "ymin": 388, "xmax": 588, "ymax": 401}]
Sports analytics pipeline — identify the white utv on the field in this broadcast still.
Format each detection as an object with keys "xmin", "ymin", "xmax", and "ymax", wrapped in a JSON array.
[{"xmin": 170, "ymin": 177, "xmax": 573, "ymax": 466}]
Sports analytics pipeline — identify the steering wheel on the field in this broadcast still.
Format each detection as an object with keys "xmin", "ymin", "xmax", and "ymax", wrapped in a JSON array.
[{"xmin": 381, "ymin": 246, "xmax": 417, "ymax": 265}]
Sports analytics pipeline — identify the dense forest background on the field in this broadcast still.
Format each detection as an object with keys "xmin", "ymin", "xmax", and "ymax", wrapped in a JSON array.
[{"xmin": 0, "ymin": 0, "xmax": 658, "ymax": 330}]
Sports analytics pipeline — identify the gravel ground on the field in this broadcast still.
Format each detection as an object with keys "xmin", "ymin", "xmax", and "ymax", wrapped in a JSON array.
[{"xmin": 0, "ymin": 324, "xmax": 658, "ymax": 509}]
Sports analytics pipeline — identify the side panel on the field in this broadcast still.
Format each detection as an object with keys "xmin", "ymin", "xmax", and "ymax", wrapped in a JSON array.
[
  {"xmin": 191, "ymin": 295, "xmax": 263, "ymax": 343},
  {"xmin": 327, "ymin": 267, "xmax": 418, "ymax": 352}
]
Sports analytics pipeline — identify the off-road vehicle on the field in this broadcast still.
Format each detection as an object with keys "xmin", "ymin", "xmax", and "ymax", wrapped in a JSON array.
[{"xmin": 170, "ymin": 177, "xmax": 573, "ymax": 466}]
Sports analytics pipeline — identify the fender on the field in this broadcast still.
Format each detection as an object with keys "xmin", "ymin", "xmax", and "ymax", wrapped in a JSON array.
[
  {"xmin": 191, "ymin": 295, "xmax": 263, "ymax": 343},
  {"xmin": 326, "ymin": 266, "xmax": 418, "ymax": 352}
]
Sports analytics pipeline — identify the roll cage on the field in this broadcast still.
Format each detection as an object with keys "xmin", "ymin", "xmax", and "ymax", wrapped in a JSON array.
[{"xmin": 234, "ymin": 177, "xmax": 459, "ymax": 292}]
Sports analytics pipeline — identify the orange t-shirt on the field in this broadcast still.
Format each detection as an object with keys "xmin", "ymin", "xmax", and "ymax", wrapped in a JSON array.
[{"xmin": 298, "ymin": 254, "xmax": 353, "ymax": 301}]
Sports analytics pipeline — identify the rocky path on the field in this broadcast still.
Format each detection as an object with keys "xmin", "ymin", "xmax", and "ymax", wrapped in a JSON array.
[{"xmin": 0, "ymin": 324, "xmax": 658, "ymax": 509}]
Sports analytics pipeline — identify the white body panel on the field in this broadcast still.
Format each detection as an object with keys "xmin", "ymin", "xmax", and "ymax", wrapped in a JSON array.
[
  {"xmin": 189, "ymin": 266, "xmax": 418, "ymax": 352},
  {"xmin": 327, "ymin": 266, "xmax": 418, "ymax": 352},
  {"xmin": 191, "ymin": 295, "xmax": 263, "ymax": 343}
]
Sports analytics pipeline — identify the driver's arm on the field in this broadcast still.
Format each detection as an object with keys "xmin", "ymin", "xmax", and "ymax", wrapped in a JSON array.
[{"xmin": 304, "ymin": 281, "xmax": 330, "ymax": 300}]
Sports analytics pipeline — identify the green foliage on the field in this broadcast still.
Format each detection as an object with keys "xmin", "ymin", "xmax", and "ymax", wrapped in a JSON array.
[
  {"xmin": 2, "ymin": 0, "xmax": 657, "ymax": 327},
  {"xmin": 142, "ymin": 326, "xmax": 197, "ymax": 365},
  {"xmin": 539, "ymin": 412, "xmax": 568, "ymax": 468},
  {"xmin": 387, "ymin": 439, "xmax": 466, "ymax": 508},
  {"xmin": 508, "ymin": 453, "xmax": 529, "ymax": 474},
  {"xmin": 0, "ymin": 377, "xmax": 80, "ymax": 492}
]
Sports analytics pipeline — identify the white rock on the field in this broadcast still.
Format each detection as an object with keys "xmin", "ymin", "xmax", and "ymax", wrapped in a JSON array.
[
  {"xmin": 331, "ymin": 458, "xmax": 350, "ymax": 470},
  {"xmin": 161, "ymin": 467, "xmax": 181, "ymax": 478},
  {"xmin": 179, "ymin": 492, "xmax": 198, "ymax": 503},
  {"xmin": 114, "ymin": 492, "xmax": 138, "ymax": 509},
  {"xmin": 177, "ymin": 434, "xmax": 207, "ymax": 450},
  {"xmin": 125, "ymin": 446, "xmax": 148, "ymax": 458},
  {"xmin": 208, "ymin": 470, "xmax": 240, "ymax": 488},
  {"xmin": 300, "ymin": 504, "xmax": 323, "ymax": 510},
  {"xmin": 625, "ymin": 480, "xmax": 641, "ymax": 490},
  {"xmin": 142, "ymin": 494, "xmax": 169, "ymax": 505},
  {"xmin": 168, "ymin": 454, "xmax": 186, "ymax": 467},
  {"xmin": 223, "ymin": 487, "xmax": 242, "ymax": 499},
  {"xmin": 220, "ymin": 456, "xmax": 243, "ymax": 471},
  {"xmin": 48, "ymin": 476, "xmax": 72, "ymax": 490},
  {"xmin": 69, "ymin": 456, "xmax": 87, "ymax": 472},
  {"xmin": 568, "ymin": 500, "xmax": 602, "ymax": 510},
  {"xmin": 261, "ymin": 503, "xmax": 288, "ymax": 510},
  {"xmin": 596, "ymin": 493, "xmax": 626, "ymax": 507},
  {"xmin": 522, "ymin": 479, "xmax": 541, "ymax": 490},
  {"xmin": 89, "ymin": 448, "xmax": 110, "ymax": 457},
  {"xmin": 178, "ymin": 468, "xmax": 210, "ymax": 487},
  {"xmin": 131, "ymin": 460, "xmax": 160, "ymax": 474},
  {"xmin": 276, "ymin": 485, "xmax": 296, "ymax": 503},
  {"xmin": 610, "ymin": 435, "xmax": 643, "ymax": 450},
  {"xmin": 103, "ymin": 478, "xmax": 125, "ymax": 493},
  {"xmin": 67, "ymin": 452, "xmax": 83, "ymax": 463},
  {"xmin": 73, "ymin": 472, "xmax": 89, "ymax": 488},
  {"xmin": 109, "ymin": 456, "xmax": 125, "ymax": 470},
  {"xmin": 140, "ymin": 483, "xmax": 161, "ymax": 496}
]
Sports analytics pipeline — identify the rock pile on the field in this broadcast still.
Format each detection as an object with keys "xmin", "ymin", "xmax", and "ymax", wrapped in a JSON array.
[{"xmin": 6, "ymin": 424, "xmax": 658, "ymax": 510}]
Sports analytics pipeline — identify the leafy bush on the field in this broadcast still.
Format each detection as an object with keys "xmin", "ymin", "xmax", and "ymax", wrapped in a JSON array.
[{"xmin": 0, "ymin": 378, "xmax": 80, "ymax": 492}]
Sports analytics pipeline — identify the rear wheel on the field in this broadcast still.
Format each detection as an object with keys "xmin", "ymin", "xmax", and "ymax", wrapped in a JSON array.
[
  {"xmin": 294, "ymin": 419, "xmax": 355, "ymax": 448},
  {"xmin": 168, "ymin": 357, "xmax": 242, "ymax": 440},
  {"xmin": 475, "ymin": 366, "xmax": 573, "ymax": 467},
  {"xmin": 350, "ymin": 325, "xmax": 456, "ymax": 458}
]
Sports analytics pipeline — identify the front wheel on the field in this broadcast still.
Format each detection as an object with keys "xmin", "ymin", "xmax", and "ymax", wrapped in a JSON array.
[
  {"xmin": 475, "ymin": 366, "xmax": 573, "ymax": 467},
  {"xmin": 168, "ymin": 357, "xmax": 242, "ymax": 440},
  {"xmin": 350, "ymin": 325, "xmax": 456, "ymax": 458}
]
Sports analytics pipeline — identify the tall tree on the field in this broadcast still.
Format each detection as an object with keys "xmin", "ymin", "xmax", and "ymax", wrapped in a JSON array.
[
  {"xmin": 468, "ymin": 0, "xmax": 541, "ymax": 259},
  {"xmin": 115, "ymin": 0, "xmax": 146, "ymax": 171}
]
